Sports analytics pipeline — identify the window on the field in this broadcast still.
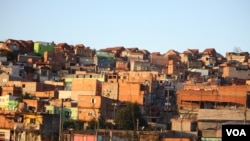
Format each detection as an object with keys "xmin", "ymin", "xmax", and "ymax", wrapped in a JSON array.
[
  {"xmin": 30, "ymin": 118, "xmax": 36, "ymax": 124},
  {"xmin": 88, "ymin": 112, "xmax": 93, "ymax": 116},
  {"xmin": 47, "ymin": 110, "xmax": 53, "ymax": 114},
  {"xmin": 41, "ymin": 70, "xmax": 47, "ymax": 76},
  {"xmin": 0, "ymin": 133, "xmax": 5, "ymax": 139},
  {"xmin": 2, "ymin": 79, "xmax": 7, "ymax": 82},
  {"xmin": 65, "ymin": 111, "xmax": 71, "ymax": 118},
  {"xmin": 91, "ymin": 98, "xmax": 95, "ymax": 104},
  {"xmin": 17, "ymin": 116, "xmax": 23, "ymax": 123}
]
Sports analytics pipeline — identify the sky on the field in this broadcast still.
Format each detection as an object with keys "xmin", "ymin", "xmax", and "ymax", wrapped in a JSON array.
[{"xmin": 0, "ymin": 0, "xmax": 250, "ymax": 56}]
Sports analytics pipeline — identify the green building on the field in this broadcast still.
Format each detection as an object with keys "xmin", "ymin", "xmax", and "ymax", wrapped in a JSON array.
[
  {"xmin": 0, "ymin": 95, "xmax": 19, "ymax": 110},
  {"xmin": 34, "ymin": 41, "xmax": 55, "ymax": 57},
  {"xmin": 94, "ymin": 51, "xmax": 115, "ymax": 67},
  {"xmin": 45, "ymin": 105, "xmax": 78, "ymax": 120},
  {"xmin": 8, "ymin": 100, "xmax": 19, "ymax": 110}
]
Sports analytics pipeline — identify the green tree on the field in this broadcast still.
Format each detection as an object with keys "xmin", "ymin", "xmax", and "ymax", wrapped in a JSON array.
[
  {"xmin": 87, "ymin": 119, "xmax": 98, "ymax": 130},
  {"xmin": 114, "ymin": 102, "xmax": 148, "ymax": 130},
  {"xmin": 63, "ymin": 121, "xmax": 84, "ymax": 131}
]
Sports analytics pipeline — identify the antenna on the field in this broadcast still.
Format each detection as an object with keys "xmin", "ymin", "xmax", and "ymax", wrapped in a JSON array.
[{"xmin": 233, "ymin": 47, "xmax": 242, "ymax": 53}]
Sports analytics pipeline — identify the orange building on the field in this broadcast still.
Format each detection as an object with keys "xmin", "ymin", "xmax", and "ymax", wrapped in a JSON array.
[
  {"xmin": 0, "ymin": 111, "xmax": 15, "ymax": 129},
  {"xmin": 1, "ymin": 85, "xmax": 22, "ymax": 96},
  {"xmin": 177, "ymin": 85, "xmax": 250, "ymax": 112},
  {"xmin": 78, "ymin": 95, "xmax": 113, "ymax": 122},
  {"xmin": 23, "ymin": 99, "xmax": 45, "ymax": 112},
  {"xmin": 118, "ymin": 82, "xmax": 146, "ymax": 105},
  {"xmin": 71, "ymin": 78, "xmax": 101, "ymax": 94}
]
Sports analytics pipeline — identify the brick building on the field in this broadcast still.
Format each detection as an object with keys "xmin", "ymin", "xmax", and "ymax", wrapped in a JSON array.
[
  {"xmin": 77, "ymin": 95, "xmax": 113, "ymax": 124},
  {"xmin": 177, "ymin": 85, "xmax": 250, "ymax": 114},
  {"xmin": 118, "ymin": 82, "xmax": 146, "ymax": 105}
]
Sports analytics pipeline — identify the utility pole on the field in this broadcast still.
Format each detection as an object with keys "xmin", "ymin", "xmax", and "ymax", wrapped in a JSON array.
[
  {"xmin": 166, "ymin": 87, "xmax": 170, "ymax": 130},
  {"xmin": 244, "ymin": 91, "xmax": 249, "ymax": 125},
  {"xmin": 136, "ymin": 118, "xmax": 139, "ymax": 131},
  {"xmin": 59, "ymin": 99, "xmax": 63, "ymax": 141}
]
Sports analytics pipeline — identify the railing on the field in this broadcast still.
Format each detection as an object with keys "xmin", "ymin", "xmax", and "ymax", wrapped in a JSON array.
[{"xmin": 14, "ymin": 123, "xmax": 40, "ymax": 130}]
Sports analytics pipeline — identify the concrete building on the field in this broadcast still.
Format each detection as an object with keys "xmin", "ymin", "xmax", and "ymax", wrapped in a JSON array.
[
  {"xmin": 115, "ymin": 59, "xmax": 129, "ymax": 71},
  {"xmin": 226, "ymin": 52, "xmax": 249, "ymax": 63},
  {"xmin": 78, "ymin": 57, "xmax": 94, "ymax": 66},
  {"xmin": 167, "ymin": 60, "xmax": 186, "ymax": 81},
  {"xmin": 101, "ymin": 82, "xmax": 118, "ymax": 100},
  {"xmin": 150, "ymin": 52, "xmax": 169, "ymax": 66},
  {"xmin": 130, "ymin": 60, "xmax": 151, "ymax": 71},
  {"xmin": 17, "ymin": 54, "xmax": 42, "ymax": 64},
  {"xmin": 171, "ymin": 118, "xmax": 197, "ymax": 132},
  {"xmin": 200, "ymin": 48, "xmax": 218, "ymax": 67},
  {"xmin": 121, "ymin": 48, "xmax": 145, "ymax": 60},
  {"xmin": 74, "ymin": 44, "xmax": 94, "ymax": 57},
  {"xmin": 180, "ymin": 49, "xmax": 199, "ymax": 63},
  {"xmin": 5, "ymin": 81, "xmax": 38, "ymax": 95},
  {"xmin": 14, "ymin": 113, "xmax": 60, "ymax": 141},
  {"xmin": 100, "ymin": 46, "xmax": 125, "ymax": 58},
  {"xmin": 64, "ymin": 73, "xmax": 105, "ymax": 91},
  {"xmin": 197, "ymin": 109, "xmax": 250, "ymax": 138},
  {"xmin": 222, "ymin": 66, "xmax": 250, "ymax": 80},
  {"xmin": 200, "ymin": 55, "xmax": 217, "ymax": 67},
  {"xmin": 0, "ymin": 71, "xmax": 9, "ymax": 86}
]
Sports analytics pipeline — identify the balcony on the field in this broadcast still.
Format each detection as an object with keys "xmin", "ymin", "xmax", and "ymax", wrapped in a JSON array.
[{"xmin": 14, "ymin": 123, "xmax": 40, "ymax": 131}]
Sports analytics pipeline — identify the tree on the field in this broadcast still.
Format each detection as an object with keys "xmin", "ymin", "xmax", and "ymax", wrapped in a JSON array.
[
  {"xmin": 114, "ymin": 102, "xmax": 148, "ymax": 130},
  {"xmin": 63, "ymin": 121, "xmax": 84, "ymax": 131},
  {"xmin": 87, "ymin": 119, "xmax": 97, "ymax": 130}
]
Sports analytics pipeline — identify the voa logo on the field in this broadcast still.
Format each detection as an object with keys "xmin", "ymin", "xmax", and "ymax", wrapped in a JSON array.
[
  {"xmin": 222, "ymin": 124, "xmax": 249, "ymax": 140},
  {"xmin": 226, "ymin": 129, "xmax": 246, "ymax": 136}
]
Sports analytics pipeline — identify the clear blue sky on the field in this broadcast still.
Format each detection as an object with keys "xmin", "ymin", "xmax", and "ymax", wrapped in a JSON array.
[{"xmin": 1, "ymin": 0, "xmax": 250, "ymax": 56}]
